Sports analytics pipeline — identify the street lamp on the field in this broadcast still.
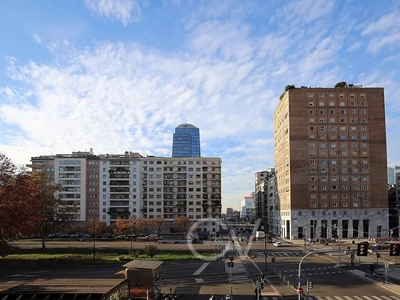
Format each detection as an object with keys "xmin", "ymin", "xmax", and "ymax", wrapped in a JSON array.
[
  {"xmin": 264, "ymin": 218, "xmax": 267, "ymax": 272},
  {"xmin": 93, "ymin": 216, "xmax": 96, "ymax": 263},
  {"xmin": 331, "ymin": 224, "xmax": 341, "ymax": 250}
]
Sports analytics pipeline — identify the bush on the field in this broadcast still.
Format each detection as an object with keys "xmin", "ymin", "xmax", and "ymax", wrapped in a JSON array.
[
  {"xmin": 144, "ymin": 244, "xmax": 157, "ymax": 258},
  {"xmin": 129, "ymin": 250, "xmax": 141, "ymax": 258},
  {"xmin": 0, "ymin": 241, "xmax": 18, "ymax": 258}
]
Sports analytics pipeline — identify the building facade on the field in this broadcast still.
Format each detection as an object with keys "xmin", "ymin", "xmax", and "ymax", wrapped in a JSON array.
[
  {"xmin": 29, "ymin": 150, "xmax": 222, "ymax": 228},
  {"xmin": 240, "ymin": 196, "xmax": 255, "ymax": 219},
  {"xmin": 274, "ymin": 86, "xmax": 388, "ymax": 240},
  {"xmin": 172, "ymin": 123, "xmax": 201, "ymax": 157},
  {"xmin": 388, "ymin": 166, "xmax": 400, "ymax": 185}
]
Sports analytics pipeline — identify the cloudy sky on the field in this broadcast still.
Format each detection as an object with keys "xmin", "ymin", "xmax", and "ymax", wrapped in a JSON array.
[{"xmin": 1, "ymin": 0, "xmax": 400, "ymax": 211}]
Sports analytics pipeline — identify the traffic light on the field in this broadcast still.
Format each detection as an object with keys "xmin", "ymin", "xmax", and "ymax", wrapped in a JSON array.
[
  {"xmin": 308, "ymin": 281, "xmax": 313, "ymax": 289},
  {"xmin": 357, "ymin": 242, "xmax": 368, "ymax": 256},
  {"xmin": 228, "ymin": 261, "xmax": 234, "ymax": 268},
  {"xmin": 390, "ymin": 244, "xmax": 400, "ymax": 256},
  {"xmin": 260, "ymin": 281, "xmax": 264, "ymax": 289}
]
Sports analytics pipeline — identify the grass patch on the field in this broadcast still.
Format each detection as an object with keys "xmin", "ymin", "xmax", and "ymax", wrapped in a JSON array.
[{"xmin": 0, "ymin": 247, "xmax": 217, "ymax": 267}]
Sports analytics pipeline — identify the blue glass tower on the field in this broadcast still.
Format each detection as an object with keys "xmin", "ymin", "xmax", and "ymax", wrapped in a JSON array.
[{"xmin": 172, "ymin": 123, "xmax": 201, "ymax": 157}]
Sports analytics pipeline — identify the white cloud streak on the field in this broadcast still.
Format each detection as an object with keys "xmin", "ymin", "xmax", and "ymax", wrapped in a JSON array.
[
  {"xmin": 1, "ymin": 0, "xmax": 400, "ymax": 209},
  {"xmin": 85, "ymin": 0, "xmax": 142, "ymax": 26}
]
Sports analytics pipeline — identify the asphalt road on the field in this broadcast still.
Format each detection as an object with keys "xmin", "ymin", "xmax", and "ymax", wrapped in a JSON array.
[{"xmin": 4, "ymin": 240, "xmax": 400, "ymax": 300}]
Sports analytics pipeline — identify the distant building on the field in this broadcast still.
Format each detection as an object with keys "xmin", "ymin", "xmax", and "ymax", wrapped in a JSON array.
[
  {"xmin": 172, "ymin": 123, "xmax": 201, "ymax": 157},
  {"xmin": 388, "ymin": 166, "xmax": 400, "ymax": 185},
  {"xmin": 240, "ymin": 196, "xmax": 255, "ymax": 219},
  {"xmin": 226, "ymin": 207, "xmax": 233, "ymax": 214}
]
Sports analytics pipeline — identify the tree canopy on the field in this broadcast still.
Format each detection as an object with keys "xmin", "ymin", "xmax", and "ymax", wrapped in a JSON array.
[{"xmin": 0, "ymin": 152, "xmax": 78, "ymax": 249}]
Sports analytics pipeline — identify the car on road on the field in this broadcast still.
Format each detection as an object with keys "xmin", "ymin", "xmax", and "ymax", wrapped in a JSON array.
[
  {"xmin": 273, "ymin": 241, "xmax": 282, "ymax": 247},
  {"xmin": 370, "ymin": 241, "xmax": 391, "ymax": 250}
]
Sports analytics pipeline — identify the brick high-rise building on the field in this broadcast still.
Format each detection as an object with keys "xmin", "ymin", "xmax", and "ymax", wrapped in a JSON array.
[{"xmin": 274, "ymin": 85, "xmax": 388, "ymax": 240}]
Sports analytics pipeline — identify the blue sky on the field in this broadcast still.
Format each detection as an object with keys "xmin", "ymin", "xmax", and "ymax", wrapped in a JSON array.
[{"xmin": 1, "ymin": 0, "xmax": 400, "ymax": 212}]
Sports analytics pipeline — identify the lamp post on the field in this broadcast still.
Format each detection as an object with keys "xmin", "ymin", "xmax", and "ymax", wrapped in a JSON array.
[
  {"xmin": 264, "ymin": 218, "xmax": 267, "ymax": 272},
  {"xmin": 331, "ymin": 224, "xmax": 341, "ymax": 250},
  {"xmin": 93, "ymin": 217, "xmax": 96, "ymax": 263}
]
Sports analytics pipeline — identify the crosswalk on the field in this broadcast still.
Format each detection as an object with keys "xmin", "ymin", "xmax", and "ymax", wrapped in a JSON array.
[
  {"xmin": 309, "ymin": 297, "xmax": 400, "ymax": 300},
  {"xmin": 256, "ymin": 251, "xmax": 305, "ymax": 257},
  {"xmin": 263, "ymin": 297, "xmax": 400, "ymax": 300},
  {"xmin": 279, "ymin": 266, "xmax": 344, "ymax": 277},
  {"xmin": 226, "ymin": 259, "xmax": 252, "ymax": 283}
]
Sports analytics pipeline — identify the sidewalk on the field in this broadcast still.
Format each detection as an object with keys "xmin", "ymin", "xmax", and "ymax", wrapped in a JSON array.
[
  {"xmin": 350, "ymin": 268, "xmax": 400, "ymax": 295},
  {"xmin": 283, "ymin": 237, "xmax": 400, "ymax": 294}
]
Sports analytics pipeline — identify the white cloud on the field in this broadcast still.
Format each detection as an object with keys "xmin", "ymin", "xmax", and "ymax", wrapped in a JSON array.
[
  {"xmin": 1, "ymin": 0, "xmax": 400, "ymax": 210},
  {"xmin": 362, "ymin": 11, "xmax": 400, "ymax": 35},
  {"xmin": 85, "ymin": 0, "xmax": 142, "ymax": 26},
  {"xmin": 33, "ymin": 33, "xmax": 41, "ymax": 44}
]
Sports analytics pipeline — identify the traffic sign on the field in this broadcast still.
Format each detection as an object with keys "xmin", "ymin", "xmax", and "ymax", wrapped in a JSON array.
[
  {"xmin": 297, "ymin": 276, "xmax": 304, "ymax": 283},
  {"xmin": 350, "ymin": 253, "xmax": 355, "ymax": 259},
  {"xmin": 296, "ymin": 287, "xmax": 304, "ymax": 294}
]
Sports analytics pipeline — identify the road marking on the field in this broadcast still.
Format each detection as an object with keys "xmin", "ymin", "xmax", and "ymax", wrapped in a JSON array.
[
  {"xmin": 195, "ymin": 278, "xmax": 204, "ymax": 283},
  {"xmin": 192, "ymin": 262, "xmax": 209, "ymax": 275}
]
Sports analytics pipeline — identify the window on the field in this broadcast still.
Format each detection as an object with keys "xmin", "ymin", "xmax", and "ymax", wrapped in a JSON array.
[
  {"xmin": 309, "ymin": 126, "xmax": 314, "ymax": 131},
  {"xmin": 319, "ymin": 110, "xmax": 325, "ymax": 114},
  {"xmin": 309, "ymin": 118, "xmax": 315, "ymax": 123},
  {"xmin": 320, "ymin": 126, "xmax": 325, "ymax": 131}
]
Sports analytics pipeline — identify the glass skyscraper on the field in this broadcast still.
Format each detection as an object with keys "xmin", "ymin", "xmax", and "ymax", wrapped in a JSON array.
[{"xmin": 172, "ymin": 123, "xmax": 201, "ymax": 157}]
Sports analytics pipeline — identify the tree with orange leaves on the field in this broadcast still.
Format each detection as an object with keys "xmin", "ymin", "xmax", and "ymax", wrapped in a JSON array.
[{"xmin": 173, "ymin": 215, "xmax": 191, "ymax": 233}]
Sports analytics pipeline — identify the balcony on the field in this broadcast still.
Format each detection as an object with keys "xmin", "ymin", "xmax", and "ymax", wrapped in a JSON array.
[
  {"xmin": 109, "ymin": 167, "xmax": 130, "ymax": 173},
  {"xmin": 110, "ymin": 187, "xmax": 129, "ymax": 193},
  {"xmin": 109, "ymin": 181, "xmax": 129, "ymax": 186},
  {"xmin": 109, "ymin": 173, "xmax": 129, "ymax": 179}
]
